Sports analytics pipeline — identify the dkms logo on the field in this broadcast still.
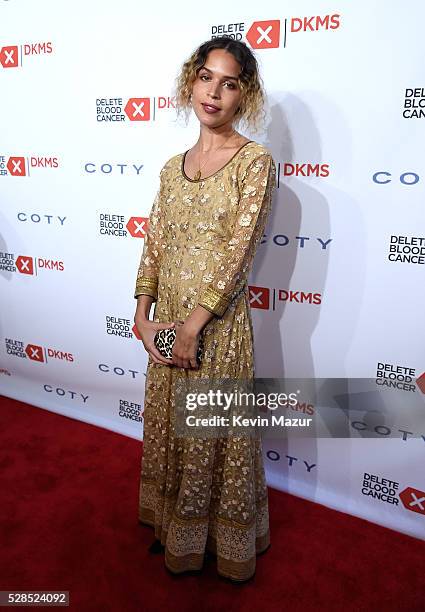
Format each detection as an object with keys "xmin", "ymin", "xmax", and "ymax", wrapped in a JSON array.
[
  {"xmin": 0, "ymin": 42, "xmax": 53, "ymax": 68},
  {"xmin": 96, "ymin": 97, "xmax": 175, "ymax": 123},
  {"xmin": 0, "ymin": 252, "xmax": 64, "ymax": 274},
  {"xmin": 249, "ymin": 285, "xmax": 322, "ymax": 310},
  {"xmin": 5, "ymin": 338, "xmax": 74, "ymax": 364},
  {"xmin": 211, "ymin": 14, "xmax": 341, "ymax": 48},
  {"xmin": 0, "ymin": 155, "xmax": 59, "ymax": 177}
]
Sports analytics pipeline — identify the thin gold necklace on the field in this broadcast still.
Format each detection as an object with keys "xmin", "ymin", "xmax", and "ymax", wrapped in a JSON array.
[{"xmin": 194, "ymin": 130, "xmax": 237, "ymax": 181}]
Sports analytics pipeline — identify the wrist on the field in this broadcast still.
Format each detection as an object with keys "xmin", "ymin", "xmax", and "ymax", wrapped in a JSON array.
[
  {"xmin": 183, "ymin": 317, "xmax": 202, "ymax": 337},
  {"xmin": 135, "ymin": 311, "xmax": 150, "ymax": 324},
  {"xmin": 135, "ymin": 296, "xmax": 154, "ymax": 322},
  {"xmin": 186, "ymin": 304, "xmax": 216, "ymax": 333}
]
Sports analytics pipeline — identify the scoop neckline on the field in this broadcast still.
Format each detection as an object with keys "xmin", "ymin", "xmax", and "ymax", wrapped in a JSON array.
[{"xmin": 181, "ymin": 140, "xmax": 254, "ymax": 183}]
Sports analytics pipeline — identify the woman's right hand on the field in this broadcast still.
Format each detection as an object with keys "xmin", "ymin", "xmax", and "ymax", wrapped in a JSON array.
[{"xmin": 134, "ymin": 318, "xmax": 176, "ymax": 365}]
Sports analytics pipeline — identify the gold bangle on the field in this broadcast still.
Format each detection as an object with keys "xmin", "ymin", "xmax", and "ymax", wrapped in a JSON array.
[{"xmin": 134, "ymin": 276, "xmax": 158, "ymax": 300}]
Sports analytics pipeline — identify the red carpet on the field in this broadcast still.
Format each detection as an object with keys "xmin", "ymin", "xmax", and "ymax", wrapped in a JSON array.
[{"xmin": 0, "ymin": 395, "xmax": 424, "ymax": 611}]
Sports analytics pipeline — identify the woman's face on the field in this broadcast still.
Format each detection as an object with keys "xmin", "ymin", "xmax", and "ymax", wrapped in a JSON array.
[{"xmin": 191, "ymin": 48, "xmax": 243, "ymax": 129}]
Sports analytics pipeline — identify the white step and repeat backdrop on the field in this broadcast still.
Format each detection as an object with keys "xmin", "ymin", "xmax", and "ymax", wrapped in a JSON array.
[{"xmin": 1, "ymin": 1, "xmax": 424, "ymax": 540}]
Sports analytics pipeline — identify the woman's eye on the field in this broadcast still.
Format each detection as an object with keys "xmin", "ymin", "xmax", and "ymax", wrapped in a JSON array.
[{"xmin": 200, "ymin": 75, "xmax": 235, "ymax": 89}]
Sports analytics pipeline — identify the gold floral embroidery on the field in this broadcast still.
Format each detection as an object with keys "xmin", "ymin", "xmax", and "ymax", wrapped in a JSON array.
[
  {"xmin": 134, "ymin": 142, "xmax": 276, "ymax": 581},
  {"xmin": 198, "ymin": 285, "xmax": 231, "ymax": 317}
]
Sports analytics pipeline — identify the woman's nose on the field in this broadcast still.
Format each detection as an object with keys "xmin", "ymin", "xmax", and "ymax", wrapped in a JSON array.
[{"xmin": 208, "ymin": 83, "xmax": 220, "ymax": 98}]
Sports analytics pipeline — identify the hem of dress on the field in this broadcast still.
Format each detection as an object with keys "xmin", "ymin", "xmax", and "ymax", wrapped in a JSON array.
[{"xmin": 138, "ymin": 506, "xmax": 271, "ymax": 582}]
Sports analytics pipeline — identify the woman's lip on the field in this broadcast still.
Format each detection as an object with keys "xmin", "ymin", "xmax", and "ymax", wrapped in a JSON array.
[{"xmin": 202, "ymin": 103, "xmax": 220, "ymax": 113}]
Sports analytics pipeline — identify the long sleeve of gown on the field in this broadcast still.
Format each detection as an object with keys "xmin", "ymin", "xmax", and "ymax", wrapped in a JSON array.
[
  {"xmin": 134, "ymin": 168, "xmax": 166, "ymax": 300},
  {"xmin": 197, "ymin": 152, "xmax": 276, "ymax": 317}
]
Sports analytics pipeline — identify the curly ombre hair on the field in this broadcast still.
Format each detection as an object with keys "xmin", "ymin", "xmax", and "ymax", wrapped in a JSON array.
[{"xmin": 173, "ymin": 36, "xmax": 267, "ymax": 133}]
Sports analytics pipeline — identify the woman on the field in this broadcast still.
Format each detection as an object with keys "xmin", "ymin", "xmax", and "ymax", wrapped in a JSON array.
[{"xmin": 133, "ymin": 36, "xmax": 277, "ymax": 582}]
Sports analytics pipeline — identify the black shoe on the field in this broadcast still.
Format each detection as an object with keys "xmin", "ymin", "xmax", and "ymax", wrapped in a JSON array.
[{"xmin": 148, "ymin": 539, "xmax": 165, "ymax": 554}]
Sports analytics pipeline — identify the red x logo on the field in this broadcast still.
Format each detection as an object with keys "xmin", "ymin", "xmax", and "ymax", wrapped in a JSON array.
[
  {"xmin": 126, "ymin": 217, "xmax": 149, "ymax": 238},
  {"xmin": 0, "ymin": 46, "xmax": 19, "ymax": 68},
  {"xmin": 399, "ymin": 487, "xmax": 425, "ymax": 515},
  {"xmin": 246, "ymin": 20, "xmax": 280, "ymax": 49},
  {"xmin": 16, "ymin": 255, "xmax": 34, "ymax": 275},
  {"xmin": 124, "ymin": 98, "xmax": 151, "ymax": 121},
  {"xmin": 7, "ymin": 157, "xmax": 26, "ymax": 176},
  {"xmin": 25, "ymin": 344, "xmax": 45, "ymax": 362},
  {"xmin": 249, "ymin": 285, "xmax": 270, "ymax": 309}
]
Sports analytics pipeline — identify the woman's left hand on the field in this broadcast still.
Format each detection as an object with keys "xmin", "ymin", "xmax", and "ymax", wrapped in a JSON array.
[{"xmin": 172, "ymin": 319, "xmax": 201, "ymax": 370}]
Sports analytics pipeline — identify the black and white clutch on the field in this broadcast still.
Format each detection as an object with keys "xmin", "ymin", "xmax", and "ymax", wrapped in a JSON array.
[{"xmin": 153, "ymin": 325, "xmax": 204, "ymax": 363}]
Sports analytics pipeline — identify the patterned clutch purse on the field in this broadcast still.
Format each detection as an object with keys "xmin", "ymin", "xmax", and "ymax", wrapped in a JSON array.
[{"xmin": 154, "ymin": 323, "xmax": 204, "ymax": 363}]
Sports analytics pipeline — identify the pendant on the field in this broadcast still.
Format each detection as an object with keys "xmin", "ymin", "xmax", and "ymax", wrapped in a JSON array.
[{"xmin": 194, "ymin": 170, "xmax": 201, "ymax": 181}]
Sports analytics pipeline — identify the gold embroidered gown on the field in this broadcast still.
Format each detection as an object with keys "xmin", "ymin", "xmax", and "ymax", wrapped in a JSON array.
[{"xmin": 134, "ymin": 140, "xmax": 277, "ymax": 581}]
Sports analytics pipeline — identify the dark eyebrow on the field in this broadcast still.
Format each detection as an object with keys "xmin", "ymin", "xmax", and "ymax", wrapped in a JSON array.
[{"xmin": 200, "ymin": 66, "xmax": 239, "ymax": 81}]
